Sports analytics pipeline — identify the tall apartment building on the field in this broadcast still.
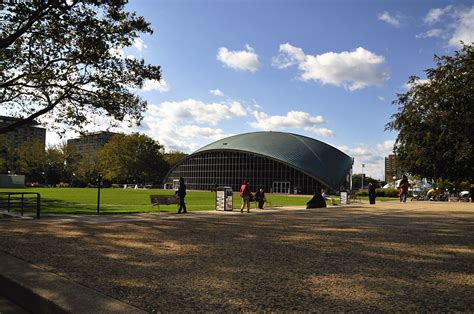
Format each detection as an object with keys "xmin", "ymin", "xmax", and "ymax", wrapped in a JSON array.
[
  {"xmin": 0, "ymin": 116, "xmax": 46, "ymax": 149},
  {"xmin": 0, "ymin": 116, "xmax": 46, "ymax": 173},
  {"xmin": 384, "ymin": 154, "xmax": 399, "ymax": 182},
  {"xmin": 67, "ymin": 131, "xmax": 117, "ymax": 156}
]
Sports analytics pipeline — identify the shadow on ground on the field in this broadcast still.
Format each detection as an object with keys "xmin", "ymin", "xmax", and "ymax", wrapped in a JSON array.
[{"xmin": 0, "ymin": 202, "xmax": 473, "ymax": 311}]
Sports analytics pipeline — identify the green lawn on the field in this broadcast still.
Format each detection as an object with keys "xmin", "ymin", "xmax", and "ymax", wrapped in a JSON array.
[
  {"xmin": 0, "ymin": 188, "xmax": 309, "ymax": 214},
  {"xmin": 0, "ymin": 188, "xmax": 398, "ymax": 214}
]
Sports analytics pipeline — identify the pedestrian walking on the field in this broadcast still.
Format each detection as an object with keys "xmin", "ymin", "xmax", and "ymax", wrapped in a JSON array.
[
  {"xmin": 239, "ymin": 180, "xmax": 251, "ymax": 213},
  {"xmin": 398, "ymin": 175, "xmax": 410, "ymax": 203},
  {"xmin": 254, "ymin": 187, "xmax": 266, "ymax": 209},
  {"xmin": 368, "ymin": 182, "xmax": 376, "ymax": 204},
  {"xmin": 176, "ymin": 177, "xmax": 187, "ymax": 214}
]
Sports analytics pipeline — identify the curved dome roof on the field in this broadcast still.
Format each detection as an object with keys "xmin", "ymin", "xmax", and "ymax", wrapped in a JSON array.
[{"xmin": 194, "ymin": 131, "xmax": 353, "ymax": 190}]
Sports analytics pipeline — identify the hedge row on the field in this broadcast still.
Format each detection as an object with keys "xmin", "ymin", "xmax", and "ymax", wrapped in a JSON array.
[{"xmin": 356, "ymin": 188, "xmax": 399, "ymax": 197}]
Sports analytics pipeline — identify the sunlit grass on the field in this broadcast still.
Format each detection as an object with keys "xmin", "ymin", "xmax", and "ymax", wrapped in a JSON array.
[{"xmin": 0, "ymin": 188, "xmax": 397, "ymax": 214}]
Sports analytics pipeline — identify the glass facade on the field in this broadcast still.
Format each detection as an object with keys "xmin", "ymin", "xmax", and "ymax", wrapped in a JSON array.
[{"xmin": 164, "ymin": 151, "xmax": 322, "ymax": 194}]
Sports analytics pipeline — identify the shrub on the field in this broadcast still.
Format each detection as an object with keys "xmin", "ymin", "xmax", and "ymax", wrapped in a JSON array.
[{"xmin": 375, "ymin": 188, "xmax": 399, "ymax": 197}]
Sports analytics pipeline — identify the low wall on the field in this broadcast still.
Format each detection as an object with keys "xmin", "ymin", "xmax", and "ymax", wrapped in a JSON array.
[{"xmin": 0, "ymin": 175, "xmax": 25, "ymax": 188}]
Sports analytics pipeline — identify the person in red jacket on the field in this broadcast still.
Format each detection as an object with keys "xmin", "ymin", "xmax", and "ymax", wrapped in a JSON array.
[
  {"xmin": 398, "ymin": 175, "xmax": 410, "ymax": 203},
  {"xmin": 239, "ymin": 180, "xmax": 251, "ymax": 213}
]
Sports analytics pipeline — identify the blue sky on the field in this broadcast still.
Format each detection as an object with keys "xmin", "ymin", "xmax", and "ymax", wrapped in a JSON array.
[{"xmin": 49, "ymin": 0, "xmax": 474, "ymax": 179}]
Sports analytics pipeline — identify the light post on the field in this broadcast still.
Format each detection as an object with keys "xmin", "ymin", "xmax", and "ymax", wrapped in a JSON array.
[
  {"xmin": 361, "ymin": 164, "xmax": 365, "ymax": 190},
  {"xmin": 97, "ymin": 174, "xmax": 102, "ymax": 215}
]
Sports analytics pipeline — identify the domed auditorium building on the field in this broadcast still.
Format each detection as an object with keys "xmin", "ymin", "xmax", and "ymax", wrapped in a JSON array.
[{"xmin": 163, "ymin": 132, "xmax": 353, "ymax": 194}]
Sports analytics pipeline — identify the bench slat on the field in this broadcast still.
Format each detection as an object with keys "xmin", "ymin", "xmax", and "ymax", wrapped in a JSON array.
[{"xmin": 150, "ymin": 195, "xmax": 179, "ymax": 207}]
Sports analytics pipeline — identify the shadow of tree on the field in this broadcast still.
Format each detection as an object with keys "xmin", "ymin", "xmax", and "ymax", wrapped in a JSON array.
[{"xmin": 0, "ymin": 203, "xmax": 473, "ymax": 311}]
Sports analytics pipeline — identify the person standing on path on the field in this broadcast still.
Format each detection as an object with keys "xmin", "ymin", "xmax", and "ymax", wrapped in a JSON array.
[
  {"xmin": 398, "ymin": 175, "xmax": 410, "ymax": 203},
  {"xmin": 254, "ymin": 187, "xmax": 266, "ymax": 209},
  {"xmin": 176, "ymin": 177, "xmax": 187, "ymax": 214},
  {"xmin": 240, "ymin": 180, "xmax": 251, "ymax": 213},
  {"xmin": 368, "ymin": 182, "xmax": 376, "ymax": 204}
]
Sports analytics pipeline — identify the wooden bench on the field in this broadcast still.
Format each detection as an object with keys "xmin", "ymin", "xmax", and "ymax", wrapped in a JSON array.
[{"xmin": 150, "ymin": 195, "xmax": 179, "ymax": 211}]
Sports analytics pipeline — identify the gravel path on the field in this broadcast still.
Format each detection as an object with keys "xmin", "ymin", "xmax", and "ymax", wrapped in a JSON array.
[{"xmin": 1, "ymin": 202, "xmax": 473, "ymax": 312}]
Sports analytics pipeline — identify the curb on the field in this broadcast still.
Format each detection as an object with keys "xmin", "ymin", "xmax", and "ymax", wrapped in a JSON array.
[{"xmin": 0, "ymin": 252, "xmax": 145, "ymax": 313}]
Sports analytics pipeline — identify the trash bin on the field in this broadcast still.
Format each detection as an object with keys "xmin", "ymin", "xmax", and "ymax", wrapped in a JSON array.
[{"xmin": 216, "ymin": 186, "xmax": 233, "ymax": 211}]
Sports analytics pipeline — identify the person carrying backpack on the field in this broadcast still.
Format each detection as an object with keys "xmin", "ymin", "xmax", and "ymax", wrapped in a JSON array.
[{"xmin": 239, "ymin": 180, "xmax": 251, "ymax": 213}]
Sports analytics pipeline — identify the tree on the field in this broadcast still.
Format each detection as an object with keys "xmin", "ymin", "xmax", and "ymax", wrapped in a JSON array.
[
  {"xmin": 351, "ymin": 174, "xmax": 381, "ymax": 189},
  {"xmin": 0, "ymin": 1, "xmax": 161, "ymax": 135},
  {"xmin": 75, "ymin": 153, "xmax": 101, "ymax": 187},
  {"xmin": 97, "ymin": 133, "xmax": 169, "ymax": 183},
  {"xmin": 0, "ymin": 134, "xmax": 17, "ymax": 173},
  {"xmin": 164, "ymin": 150, "xmax": 188, "ymax": 167},
  {"xmin": 386, "ymin": 44, "xmax": 474, "ymax": 182},
  {"xmin": 17, "ymin": 141, "xmax": 47, "ymax": 183},
  {"xmin": 58, "ymin": 142, "xmax": 82, "ymax": 184}
]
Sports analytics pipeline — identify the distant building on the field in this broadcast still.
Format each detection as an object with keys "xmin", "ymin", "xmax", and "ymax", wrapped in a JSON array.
[
  {"xmin": 384, "ymin": 154, "xmax": 399, "ymax": 182},
  {"xmin": 67, "ymin": 131, "xmax": 117, "ymax": 156},
  {"xmin": 0, "ymin": 115, "xmax": 46, "ymax": 149},
  {"xmin": 0, "ymin": 116, "xmax": 46, "ymax": 174},
  {"xmin": 164, "ymin": 131, "xmax": 354, "ymax": 194}
]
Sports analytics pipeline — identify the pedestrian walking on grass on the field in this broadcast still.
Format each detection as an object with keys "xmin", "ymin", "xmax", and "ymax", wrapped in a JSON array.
[
  {"xmin": 368, "ymin": 182, "xmax": 376, "ymax": 204},
  {"xmin": 398, "ymin": 175, "xmax": 410, "ymax": 203},
  {"xmin": 176, "ymin": 177, "xmax": 187, "ymax": 214},
  {"xmin": 240, "ymin": 180, "xmax": 251, "ymax": 213}
]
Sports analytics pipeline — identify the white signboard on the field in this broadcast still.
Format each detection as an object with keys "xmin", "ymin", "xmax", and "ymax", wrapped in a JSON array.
[
  {"xmin": 216, "ymin": 190, "xmax": 225, "ymax": 211},
  {"xmin": 340, "ymin": 191, "xmax": 348, "ymax": 205}
]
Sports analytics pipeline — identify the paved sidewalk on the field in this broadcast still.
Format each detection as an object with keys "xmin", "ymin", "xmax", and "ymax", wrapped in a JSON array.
[
  {"xmin": 1, "ymin": 202, "xmax": 473, "ymax": 312},
  {"xmin": 0, "ymin": 252, "xmax": 144, "ymax": 313}
]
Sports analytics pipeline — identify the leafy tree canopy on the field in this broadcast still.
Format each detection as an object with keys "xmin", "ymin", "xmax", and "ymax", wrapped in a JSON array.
[
  {"xmin": 164, "ymin": 150, "xmax": 188, "ymax": 167},
  {"xmin": 97, "ymin": 133, "xmax": 169, "ymax": 183},
  {"xmin": 386, "ymin": 44, "xmax": 473, "ymax": 182},
  {"xmin": 0, "ymin": 0, "xmax": 161, "ymax": 135}
]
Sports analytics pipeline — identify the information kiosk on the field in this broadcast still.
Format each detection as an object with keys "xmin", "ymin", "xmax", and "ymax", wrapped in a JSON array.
[{"xmin": 216, "ymin": 186, "xmax": 233, "ymax": 211}]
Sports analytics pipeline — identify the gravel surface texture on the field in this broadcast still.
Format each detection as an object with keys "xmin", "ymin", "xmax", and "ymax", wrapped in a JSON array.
[{"xmin": 1, "ymin": 201, "xmax": 473, "ymax": 312}]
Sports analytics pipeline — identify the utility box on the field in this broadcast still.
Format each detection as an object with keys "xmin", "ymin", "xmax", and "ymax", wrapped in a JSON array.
[
  {"xmin": 0, "ymin": 175, "xmax": 25, "ymax": 188},
  {"xmin": 216, "ymin": 186, "xmax": 233, "ymax": 211}
]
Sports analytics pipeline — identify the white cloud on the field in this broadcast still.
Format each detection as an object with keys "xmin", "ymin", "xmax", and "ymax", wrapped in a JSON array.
[
  {"xmin": 108, "ymin": 47, "xmax": 135, "ymax": 60},
  {"xmin": 210, "ymin": 89, "xmax": 224, "ymax": 97},
  {"xmin": 338, "ymin": 139, "xmax": 395, "ymax": 180},
  {"xmin": 217, "ymin": 45, "xmax": 260, "ymax": 72},
  {"xmin": 249, "ymin": 110, "xmax": 333, "ymax": 137},
  {"xmin": 147, "ymin": 99, "xmax": 247, "ymax": 126},
  {"xmin": 273, "ymin": 44, "xmax": 389, "ymax": 91},
  {"xmin": 424, "ymin": 6, "xmax": 452, "ymax": 24},
  {"xmin": 418, "ymin": 6, "xmax": 474, "ymax": 48},
  {"xmin": 141, "ymin": 79, "xmax": 170, "ymax": 92},
  {"xmin": 303, "ymin": 127, "xmax": 334, "ymax": 138},
  {"xmin": 141, "ymin": 99, "xmax": 246, "ymax": 152},
  {"xmin": 377, "ymin": 11, "xmax": 401, "ymax": 28},
  {"xmin": 378, "ymin": 96, "xmax": 386, "ymax": 102},
  {"xmin": 377, "ymin": 140, "xmax": 396, "ymax": 152},
  {"xmin": 272, "ymin": 43, "xmax": 306, "ymax": 69},
  {"xmin": 109, "ymin": 47, "xmax": 125, "ymax": 59},
  {"xmin": 133, "ymin": 38, "xmax": 148, "ymax": 52},
  {"xmin": 416, "ymin": 28, "xmax": 444, "ymax": 38},
  {"xmin": 449, "ymin": 6, "xmax": 474, "ymax": 47},
  {"xmin": 403, "ymin": 78, "xmax": 430, "ymax": 89}
]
